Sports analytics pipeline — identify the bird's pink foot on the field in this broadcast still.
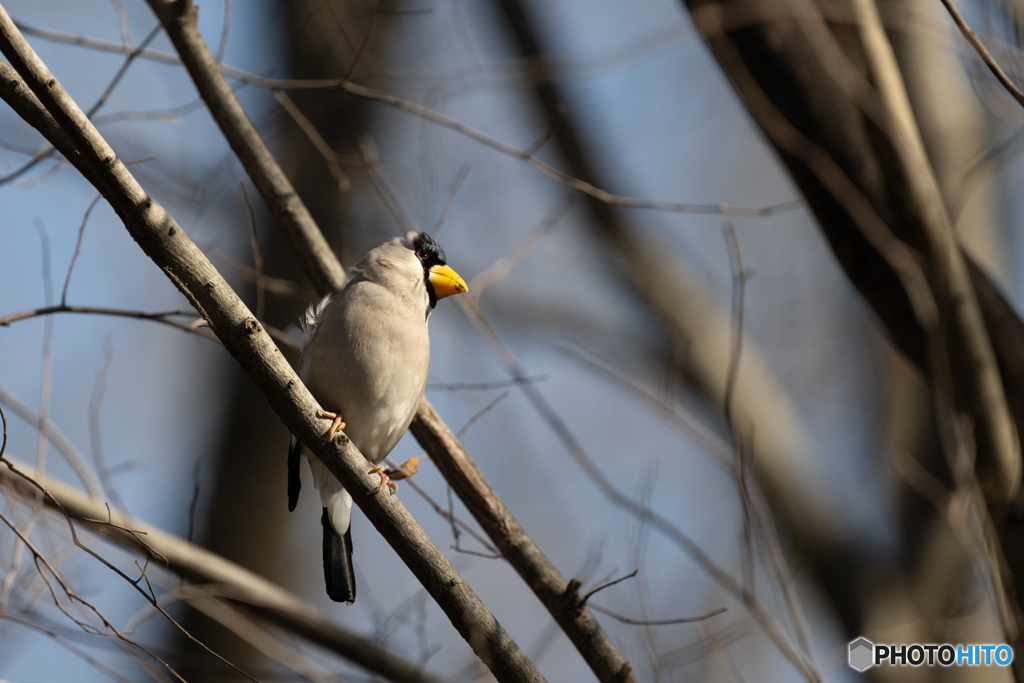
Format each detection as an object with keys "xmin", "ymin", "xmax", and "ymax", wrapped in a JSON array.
[
  {"xmin": 317, "ymin": 409, "xmax": 346, "ymax": 444},
  {"xmin": 368, "ymin": 463, "xmax": 398, "ymax": 495}
]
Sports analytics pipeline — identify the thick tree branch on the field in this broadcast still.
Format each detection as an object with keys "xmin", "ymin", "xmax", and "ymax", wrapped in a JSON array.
[
  {"xmin": 0, "ymin": 12, "xmax": 543, "ymax": 682},
  {"xmin": 126, "ymin": 4, "xmax": 640, "ymax": 681},
  {"xmin": 0, "ymin": 456, "xmax": 444, "ymax": 683}
]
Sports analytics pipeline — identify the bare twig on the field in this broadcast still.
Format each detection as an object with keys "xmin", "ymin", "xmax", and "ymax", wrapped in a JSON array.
[
  {"xmin": 215, "ymin": 0, "xmax": 231, "ymax": 64},
  {"xmin": 588, "ymin": 603, "xmax": 727, "ymax": 626},
  {"xmin": 939, "ymin": 0, "xmax": 1024, "ymax": 107},
  {"xmin": 459, "ymin": 297, "xmax": 821, "ymax": 681},
  {"xmin": 357, "ymin": 133, "xmax": 423, "ymax": 235},
  {"xmin": 0, "ymin": 508, "xmax": 195, "ymax": 682},
  {"xmin": 0, "ymin": 456, "xmax": 447, "ymax": 683},
  {"xmin": 273, "ymin": 89, "xmax": 352, "ymax": 192},
  {"xmin": 455, "ymin": 391, "xmax": 510, "ymax": 440},
  {"xmin": 427, "ymin": 375, "xmax": 546, "ymax": 391},
  {"xmin": 239, "ymin": 184, "xmax": 265, "ymax": 321},
  {"xmin": 88, "ymin": 338, "xmax": 125, "ymax": 510},
  {"xmin": 579, "ymin": 570, "xmax": 638, "ymax": 605},
  {"xmin": 432, "ymin": 164, "xmax": 470, "ymax": 236},
  {"xmin": 722, "ymin": 225, "xmax": 755, "ymax": 597},
  {"xmin": 344, "ymin": 0, "xmax": 378, "ymax": 81},
  {"xmin": 0, "ymin": 305, "xmax": 214, "ymax": 338},
  {"xmin": 144, "ymin": 0, "xmax": 348, "ymax": 294},
  {"xmin": 0, "ymin": 15, "xmax": 543, "ymax": 680},
  {"xmin": 0, "ymin": 24, "xmax": 161, "ymax": 187},
  {"xmin": 61, "ymin": 194, "xmax": 104, "ymax": 306}
]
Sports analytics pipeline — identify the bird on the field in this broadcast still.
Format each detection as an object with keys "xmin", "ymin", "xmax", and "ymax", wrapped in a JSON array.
[{"xmin": 287, "ymin": 231, "xmax": 467, "ymax": 604}]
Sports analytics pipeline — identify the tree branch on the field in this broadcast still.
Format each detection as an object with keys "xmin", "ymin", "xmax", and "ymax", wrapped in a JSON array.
[
  {"xmin": 938, "ymin": 0, "xmax": 1024, "ymax": 108},
  {"xmin": 0, "ymin": 12, "xmax": 543, "ymax": 682},
  {"xmin": 143, "ymin": 0, "xmax": 347, "ymax": 295},
  {"xmin": 0, "ymin": 456, "xmax": 444, "ymax": 683},
  {"xmin": 130, "ymin": 4, "xmax": 641, "ymax": 681}
]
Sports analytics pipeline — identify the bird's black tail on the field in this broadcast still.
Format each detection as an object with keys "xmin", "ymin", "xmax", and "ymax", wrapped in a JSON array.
[
  {"xmin": 321, "ymin": 508, "xmax": 356, "ymax": 604},
  {"xmin": 287, "ymin": 435, "xmax": 302, "ymax": 512}
]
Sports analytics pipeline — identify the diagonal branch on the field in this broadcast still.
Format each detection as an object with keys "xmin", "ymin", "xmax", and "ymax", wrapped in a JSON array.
[
  {"xmin": 938, "ymin": 0, "xmax": 1024, "ymax": 108},
  {"xmin": 0, "ymin": 456, "xmax": 444, "ymax": 683},
  {"xmin": 0, "ymin": 12, "xmax": 543, "ymax": 683},
  {"xmin": 143, "ymin": 0, "xmax": 347, "ymax": 295},
  {"xmin": 136, "ymin": 3, "xmax": 641, "ymax": 682}
]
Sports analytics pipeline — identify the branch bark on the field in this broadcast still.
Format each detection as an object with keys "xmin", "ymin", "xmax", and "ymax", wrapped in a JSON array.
[
  {"xmin": 0, "ymin": 11, "xmax": 543, "ymax": 682},
  {"xmin": 0, "ymin": 456, "xmax": 444, "ymax": 683},
  {"xmin": 129, "ymin": 3, "xmax": 639, "ymax": 681}
]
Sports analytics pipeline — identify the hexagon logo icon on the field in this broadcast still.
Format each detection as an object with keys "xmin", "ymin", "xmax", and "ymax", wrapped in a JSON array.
[{"xmin": 849, "ymin": 637, "xmax": 875, "ymax": 672}]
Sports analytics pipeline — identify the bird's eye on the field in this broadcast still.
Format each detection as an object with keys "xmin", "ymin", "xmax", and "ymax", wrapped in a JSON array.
[{"xmin": 416, "ymin": 250, "xmax": 427, "ymax": 260}]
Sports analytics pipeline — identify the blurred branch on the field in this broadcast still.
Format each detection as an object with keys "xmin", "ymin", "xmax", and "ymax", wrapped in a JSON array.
[
  {"xmin": 458, "ymin": 296, "xmax": 819, "ymax": 681},
  {"xmin": 0, "ymin": 13, "xmax": 544, "ymax": 683},
  {"xmin": 680, "ymin": 0, "xmax": 1024, "ymax": 658},
  {"xmin": 8, "ymin": 18, "xmax": 800, "ymax": 219},
  {"xmin": 0, "ymin": 381, "xmax": 103, "ymax": 499},
  {"xmin": 144, "ymin": 0, "xmax": 348, "ymax": 295},
  {"xmin": 938, "ymin": 0, "xmax": 1024, "ymax": 107},
  {"xmin": 0, "ymin": 456, "xmax": 445, "ymax": 683},
  {"xmin": 0, "ymin": 23, "xmax": 161, "ymax": 187}
]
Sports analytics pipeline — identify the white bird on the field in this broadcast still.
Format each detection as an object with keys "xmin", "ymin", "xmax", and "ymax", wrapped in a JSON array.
[{"xmin": 287, "ymin": 232, "xmax": 467, "ymax": 603}]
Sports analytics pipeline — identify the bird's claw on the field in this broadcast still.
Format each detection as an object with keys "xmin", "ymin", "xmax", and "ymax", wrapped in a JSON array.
[
  {"xmin": 316, "ymin": 409, "xmax": 346, "ymax": 444},
  {"xmin": 368, "ymin": 464, "xmax": 398, "ymax": 495}
]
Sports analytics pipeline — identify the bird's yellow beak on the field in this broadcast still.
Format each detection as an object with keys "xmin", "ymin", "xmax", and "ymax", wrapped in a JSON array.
[{"xmin": 428, "ymin": 264, "xmax": 468, "ymax": 299}]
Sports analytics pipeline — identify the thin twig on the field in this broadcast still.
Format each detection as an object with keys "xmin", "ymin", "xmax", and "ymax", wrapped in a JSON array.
[
  {"xmin": 939, "ymin": 0, "xmax": 1024, "ymax": 107},
  {"xmin": 273, "ymin": 89, "xmax": 351, "ymax": 191},
  {"xmin": 89, "ymin": 338, "xmax": 125, "ymax": 510},
  {"xmin": 239, "ymin": 183, "xmax": 265, "ymax": 321},
  {"xmin": 7, "ymin": 20, "xmax": 800, "ymax": 218},
  {"xmin": 0, "ymin": 455, "xmax": 447, "ymax": 683},
  {"xmin": 588, "ymin": 603, "xmax": 727, "ymax": 626},
  {"xmin": 359, "ymin": 133, "xmax": 421, "ymax": 234},
  {"xmin": 432, "ymin": 164, "xmax": 470, "ymax": 237},
  {"xmin": 579, "ymin": 570, "xmax": 638, "ymax": 605},
  {"xmin": 427, "ymin": 375, "xmax": 546, "ymax": 391},
  {"xmin": 61, "ymin": 194, "xmax": 104, "ymax": 307},
  {"xmin": 723, "ymin": 224, "xmax": 755, "ymax": 597},
  {"xmin": 344, "ymin": 0, "xmax": 378, "ymax": 81},
  {"xmin": 0, "ymin": 305, "xmax": 214, "ymax": 338}
]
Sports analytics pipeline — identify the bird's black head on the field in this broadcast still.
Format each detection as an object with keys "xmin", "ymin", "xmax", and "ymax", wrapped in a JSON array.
[
  {"xmin": 412, "ymin": 232, "xmax": 447, "ymax": 268},
  {"xmin": 412, "ymin": 233, "xmax": 446, "ymax": 309}
]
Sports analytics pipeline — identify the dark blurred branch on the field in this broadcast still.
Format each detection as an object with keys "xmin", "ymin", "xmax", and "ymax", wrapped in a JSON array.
[
  {"xmin": 0, "ymin": 456, "xmax": 445, "ymax": 683},
  {"xmin": 0, "ymin": 14, "xmax": 543, "ymax": 682},
  {"xmin": 678, "ymin": 0, "xmax": 1024, "ymax": 657}
]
